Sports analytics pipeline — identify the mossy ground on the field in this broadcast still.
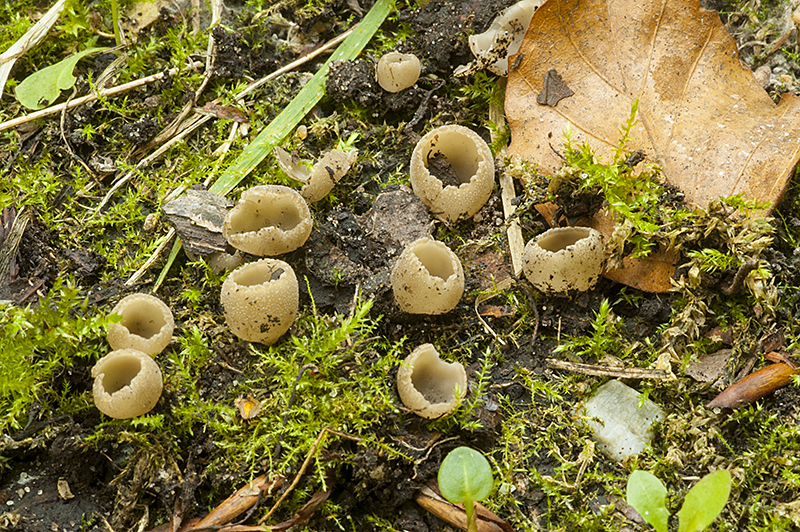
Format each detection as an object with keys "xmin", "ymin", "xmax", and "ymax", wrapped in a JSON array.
[{"xmin": 2, "ymin": 1, "xmax": 800, "ymax": 531}]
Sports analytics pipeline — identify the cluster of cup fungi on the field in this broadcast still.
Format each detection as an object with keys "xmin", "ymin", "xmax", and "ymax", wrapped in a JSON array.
[{"xmin": 93, "ymin": 45, "xmax": 605, "ymax": 422}]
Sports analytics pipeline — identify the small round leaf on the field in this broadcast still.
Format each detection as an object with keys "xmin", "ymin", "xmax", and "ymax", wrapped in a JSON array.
[{"xmin": 438, "ymin": 446, "xmax": 493, "ymax": 505}]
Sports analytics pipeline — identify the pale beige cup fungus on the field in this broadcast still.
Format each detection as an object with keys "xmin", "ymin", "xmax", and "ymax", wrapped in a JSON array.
[
  {"xmin": 391, "ymin": 237, "xmax": 464, "ymax": 314},
  {"xmin": 522, "ymin": 226, "xmax": 604, "ymax": 293},
  {"xmin": 223, "ymin": 185, "xmax": 313, "ymax": 256},
  {"xmin": 220, "ymin": 258, "xmax": 299, "ymax": 345},
  {"xmin": 107, "ymin": 293, "xmax": 174, "ymax": 356},
  {"xmin": 410, "ymin": 125, "xmax": 495, "ymax": 222},
  {"xmin": 376, "ymin": 52, "xmax": 421, "ymax": 93},
  {"xmin": 454, "ymin": 0, "xmax": 541, "ymax": 77},
  {"xmin": 92, "ymin": 348, "xmax": 163, "ymax": 419},
  {"xmin": 397, "ymin": 344, "xmax": 467, "ymax": 419},
  {"xmin": 274, "ymin": 147, "xmax": 358, "ymax": 203}
]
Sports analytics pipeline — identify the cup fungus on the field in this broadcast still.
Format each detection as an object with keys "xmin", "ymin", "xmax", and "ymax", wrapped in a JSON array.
[
  {"xmin": 220, "ymin": 258, "xmax": 299, "ymax": 345},
  {"xmin": 454, "ymin": 0, "xmax": 541, "ymax": 77},
  {"xmin": 274, "ymin": 148, "xmax": 358, "ymax": 203},
  {"xmin": 92, "ymin": 348, "xmax": 163, "ymax": 419},
  {"xmin": 410, "ymin": 125, "xmax": 495, "ymax": 222},
  {"xmin": 223, "ymin": 185, "xmax": 313, "ymax": 256},
  {"xmin": 391, "ymin": 237, "xmax": 464, "ymax": 314},
  {"xmin": 397, "ymin": 344, "xmax": 467, "ymax": 419},
  {"xmin": 376, "ymin": 52, "xmax": 421, "ymax": 93},
  {"xmin": 522, "ymin": 226, "xmax": 604, "ymax": 293},
  {"xmin": 107, "ymin": 293, "xmax": 175, "ymax": 356}
]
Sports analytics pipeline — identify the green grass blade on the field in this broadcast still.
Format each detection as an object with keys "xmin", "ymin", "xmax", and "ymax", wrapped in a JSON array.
[
  {"xmin": 152, "ymin": 0, "xmax": 394, "ymax": 290},
  {"xmin": 209, "ymin": 0, "xmax": 395, "ymax": 195}
]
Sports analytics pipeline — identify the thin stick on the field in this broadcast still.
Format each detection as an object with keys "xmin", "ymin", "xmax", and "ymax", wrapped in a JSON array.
[
  {"xmin": 125, "ymin": 228, "xmax": 176, "ymax": 286},
  {"xmin": 545, "ymin": 359, "xmax": 672, "ymax": 380},
  {"xmin": 235, "ymin": 28, "xmax": 353, "ymax": 102},
  {"xmin": 500, "ymin": 172, "xmax": 525, "ymax": 277},
  {"xmin": 0, "ymin": 61, "xmax": 204, "ymax": 133},
  {"xmin": 258, "ymin": 428, "xmax": 330, "ymax": 525},
  {"xmin": 96, "ymin": 115, "xmax": 212, "ymax": 217}
]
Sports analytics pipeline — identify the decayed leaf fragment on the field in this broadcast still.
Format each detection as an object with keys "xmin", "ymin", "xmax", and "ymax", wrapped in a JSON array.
[{"xmin": 506, "ymin": 0, "xmax": 800, "ymax": 213}]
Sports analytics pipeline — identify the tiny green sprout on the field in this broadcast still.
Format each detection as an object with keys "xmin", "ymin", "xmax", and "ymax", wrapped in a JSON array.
[
  {"xmin": 438, "ymin": 446, "xmax": 493, "ymax": 532},
  {"xmin": 627, "ymin": 469, "xmax": 732, "ymax": 532}
]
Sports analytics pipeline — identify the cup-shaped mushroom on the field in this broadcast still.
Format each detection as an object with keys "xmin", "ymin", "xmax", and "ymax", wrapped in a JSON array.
[
  {"xmin": 92, "ymin": 349, "xmax": 163, "ymax": 419},
  {"xmin": 220, "ymin": 258, "xmax": 299, "ymax": 345},
  {"xmin": 377, "ymin": 52, "xmax": 421, "ymax": 93},
  {"xmin": 410, "ymin": 125, "xmax": 495, "ymax": 222},
  {"xmin": 397, "ymin": 344, "xmax": 467, "ymax": 419},
  {"xmin": 107, "ymin": 293, "xmax": 174, "ymax": 356},
  {"xmin": 522, "ymin": 226, "xmax": 604, "ymax": 293},
  {"xmin": 391, "ymin": 237, "xmax": 464, "ymax": 314},
  {"xmin": 223, "ymin": 185, "xmax": 313, "ymax": 256},
  {"xmin": 301, "ymin": 149, "xmax": 358, "ymax": 203}
]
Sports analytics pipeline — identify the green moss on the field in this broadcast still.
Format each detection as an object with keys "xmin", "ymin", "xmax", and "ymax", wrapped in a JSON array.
[{"xmin": 0, "ymin": 276, "xmax": 114, "ymax": 432}]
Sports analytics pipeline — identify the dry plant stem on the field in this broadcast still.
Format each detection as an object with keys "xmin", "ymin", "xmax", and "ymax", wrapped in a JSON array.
[
  {"xmin": 0, "ymin": 61, "xmax": 204, "ymax": 133},
  {"xmin": 0, "ymin": 207, "xmax": 29, "ymax": 289},
  {"xmin": 415, "ymin": 484, "xmax": 511, "ymax": 532},
  {"xmin": 190, "ymin": 474, "xmax": 280, "ymax": 530},
  {"xmin": 499, "ymin": 172, "xmax": 525, "ymax": 276},
  {"xmin": 0, "ymin": 0, "xmax": 66, "ymax": 100},
  {"xmin": 259, "ymin": 428, "xmax": 360, "ymax": 525},
  {"xmin": 236, "ymin": 28, "xmax": 353, "ymax": 102},
  {"xmin": 193, "ymin": 0, "xmax": 223, "ymax": 103},
  {"xmin": 97, "ymin": 115, "xmax": 212, "ymax": 217},
  {"xmin": 474, "ymin": 279, "xmax": 515, "ymax": 347},
  {"xmin": 545, "ymin": 359, "xmax": 672, "ymax": 380},
  {"xmin": 721, "ymin": 259, "xmax": 759, "ymax": 295},
  {"xmin": 126, "ymin": 228, "xmax": 176, "ymax": 285}
]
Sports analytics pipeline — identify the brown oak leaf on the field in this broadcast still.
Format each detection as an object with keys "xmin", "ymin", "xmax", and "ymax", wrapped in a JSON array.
[{"xmin": 505, "ymin": 0, "xmax": 800, "ymax": 291}]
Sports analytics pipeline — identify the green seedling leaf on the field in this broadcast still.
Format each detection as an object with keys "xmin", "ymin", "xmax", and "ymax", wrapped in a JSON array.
[
  {"xmin": 626, "ymin": 470, "xmax": 670, "ymax": 532},
  {"xmin": 16, "ymin": 47, "xmax": 108, "ymax": 110},
  {"xmin": 677, "ymin": 470, "xmax": 732, "ymax": 532},
  {"xmin": 438, "ymin": 447, "xmax": 493, "ymax": 505}
]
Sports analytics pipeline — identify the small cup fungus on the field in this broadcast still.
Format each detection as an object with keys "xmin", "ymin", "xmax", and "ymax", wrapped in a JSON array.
[
  {"xmin": 391, "ymin": 237, "xmax": 464, "ymax": 314},
  {"xmin": 454, "ymin": 0, "xmax": 540, "ymax": 77},
  {"xmin": 223, "ymin": 185, "xmax": 313, "ymax": 256},
  {"xmin": 275, "ymin": 148, "xmax": 358, "ymax": 203},
  {"xmin": 522, "ymin": 226, "xmax": 604, "ymax": 293},
  {"xmin": 376, "ymin": 52, "xmax": 421, "ymax": 93},
  {"xmin": 410, "ymin": 125, "xmax": 495, "ymax": 222},
  {"xmin": 397, "ymin": 343, "xmax": 467, "ymax": 419},
  {"xmin": 220, "ymin": 258, "xmax": 299, "ymax": 345},
  {"xmin": 107, "ymin": 293, "xmax": 175, "ymax": 356},
  {"xmin": 92, "ymin": 348, "xmax": 163, "ymax": 419}
]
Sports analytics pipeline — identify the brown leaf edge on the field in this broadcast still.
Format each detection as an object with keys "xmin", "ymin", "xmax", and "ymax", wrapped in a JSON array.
[
  {"xmin": 707, "ymin": 362, "xmax": 799, "ymax": 410},
  {"xmin": 415, "ymin": 481, "xmax": 514, "ymax": 532}
]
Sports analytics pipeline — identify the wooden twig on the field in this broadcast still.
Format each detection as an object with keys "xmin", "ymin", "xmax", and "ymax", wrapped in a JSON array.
[
  {"xmin": 259, "ymin": 428, "xmax": 359, "ymax": 525},
  {"xmin": 474, "ymin": 279, "xmax": 515, "ymax": 347},
  {"xmin": 0, "ymin": 206, "xmax": 28, "ymax": 290},
  {"xmin": 545, "ymin": 359, "xmax": 672, "ymax": 380},
  {"xmin": 125, "ymin": 228, "xmax": 176, "ymax": 286},
  {"xmin": 0, "ymin": 61, "xmax": 204, "ymax": 133}
]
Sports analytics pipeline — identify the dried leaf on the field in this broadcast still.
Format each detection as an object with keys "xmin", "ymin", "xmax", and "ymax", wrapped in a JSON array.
[
  {"xmin": 197, "ymin": 102, "xmax": 249, "ymax": 123},
  {"xmin": 536, "ymin": 68, "xmax": 574, "ymax": 107},
  {"xmin": 507, "ymin": 0, "xmax": 800, "ymax": 213},
  {"xmin": 685, "ymin": 349, "xmax": 730, "ymax": 383},
  {"xmin": 707, "ymin": 363, "xmax": 799, "ymax": 409},
  {"xmin": 235, "ymin": 395, "xmax": 263, "ymax": 420}
]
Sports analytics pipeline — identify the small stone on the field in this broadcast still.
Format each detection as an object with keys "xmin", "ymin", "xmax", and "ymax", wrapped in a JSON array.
[{"xmin": 581, "ymin": 379, "xmax": 664, "ymax": 461}]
